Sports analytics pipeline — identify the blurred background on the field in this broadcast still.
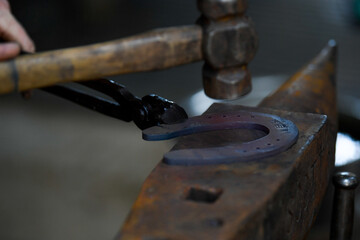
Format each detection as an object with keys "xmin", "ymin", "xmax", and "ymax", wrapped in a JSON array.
[{"xmin": 1, "ymin": 0, "xmax": 360, "ymax": 239}]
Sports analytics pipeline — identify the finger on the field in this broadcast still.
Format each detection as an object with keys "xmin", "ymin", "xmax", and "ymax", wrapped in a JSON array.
[
  {"xmin": 0, "ymin": 0, "xmax": 10, "ymax": 11},
  {"xmin": 0, "ymin": 9, "xmax": 35, "ymax": 52},
  {"xmin": 0, "ymin": 42, "xmax": 20, "ymax": 60}
]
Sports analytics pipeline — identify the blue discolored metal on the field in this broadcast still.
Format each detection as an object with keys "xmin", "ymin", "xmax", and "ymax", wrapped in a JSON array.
[{"xmin": 143, "ymin": 110, "xmax": 299, "ymax": 165}]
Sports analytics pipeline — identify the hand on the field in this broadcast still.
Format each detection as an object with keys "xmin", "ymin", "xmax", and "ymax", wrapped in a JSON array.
[{"xmin": 0, "ymin": 0, "xmax": 35, "ymax": 60}]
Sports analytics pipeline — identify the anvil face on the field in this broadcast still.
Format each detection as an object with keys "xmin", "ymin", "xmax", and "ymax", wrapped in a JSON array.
[
  {"xmin": 119, "ymin": 104, "xmax": 332, "ymax": 240},
  {"xmin": 118, "ymin": 40, "xmax": 337, "ymax": 239}
]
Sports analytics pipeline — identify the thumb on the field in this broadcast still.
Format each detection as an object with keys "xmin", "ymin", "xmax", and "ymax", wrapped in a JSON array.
[{"xmin": 0, "ymin": 42, "xmax": 20, "ymax": 61}]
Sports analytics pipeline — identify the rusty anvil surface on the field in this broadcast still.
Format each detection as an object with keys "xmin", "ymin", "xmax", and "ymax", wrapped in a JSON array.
[
  {"xmin": 121, "ymin": 105, "xmax": 330, "ymax": 240},
  {"xmin": 117, "ymin": 41, "xmax": 337, "ymax": 240}
]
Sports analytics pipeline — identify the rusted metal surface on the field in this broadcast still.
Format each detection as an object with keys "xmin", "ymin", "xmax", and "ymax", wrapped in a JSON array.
[
  {"xmin": 197, "ymin": 0, "xmax": 248, "ymax": 20},
  {"xmin": 199, "ymin": 1, "xmax": 258, "ymax": 99},
  {"xmin": 202, "ymin": 17, "xmax": 258, "ymax": 69},
  {"xmin": 143, "ymin": 110, "xmax": 298, "ymax": 165},
  {"xmin": 259, "ymin": 40, "xmax": 337, "ymax": 133},
  {"xmin": 119, "ymin": 106, "xmax": 329, "ymax": 240},
  {"xmin": 202, "ymin": 61, "xmax": 252, "ymax": 100},
  {"xmin": 117, "ymin": 42, "xmax": 337, "ymax": 239}
]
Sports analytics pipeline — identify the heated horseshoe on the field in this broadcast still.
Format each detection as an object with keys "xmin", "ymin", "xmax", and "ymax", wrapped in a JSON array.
[{"xmin": 143, "ymin": 111, "xmax": 299, "ymax": 165}]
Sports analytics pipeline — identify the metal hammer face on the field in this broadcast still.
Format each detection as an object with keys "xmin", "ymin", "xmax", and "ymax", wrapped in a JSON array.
[{"xmin": 198, "ymin": 0, "xmax": 258, "ymax": 100}]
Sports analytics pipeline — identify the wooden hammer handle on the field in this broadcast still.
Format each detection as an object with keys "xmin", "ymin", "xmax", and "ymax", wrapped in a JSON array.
[{"xmin": 0, "ymin": 25, "xmax": 203, "ymax": 95}]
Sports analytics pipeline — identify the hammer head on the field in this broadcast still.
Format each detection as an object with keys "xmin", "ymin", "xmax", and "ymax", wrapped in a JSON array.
[
  {"xmin": 198, "ymin": 0, "xmax": 258, "ymax": 100},
  {"xmin": 201, "ymin": 17, "xmax": 258, "ymax": 100},
  {"xmin": 203, "ymin": 64, "xmax": 252, "ymax": 100}
]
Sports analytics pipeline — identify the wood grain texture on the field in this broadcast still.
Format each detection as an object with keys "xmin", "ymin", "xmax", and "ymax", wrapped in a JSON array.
[{"xmin": 0, "ymin": 25, "xmax": 203, "ymax": 95}]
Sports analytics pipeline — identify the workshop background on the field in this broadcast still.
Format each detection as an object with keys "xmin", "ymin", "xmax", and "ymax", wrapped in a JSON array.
[{"xmin": 1, "ymin": 0, "xmax": 360, "ymax": 239}]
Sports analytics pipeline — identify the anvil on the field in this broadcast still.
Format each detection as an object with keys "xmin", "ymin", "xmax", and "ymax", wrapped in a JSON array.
[{"xmin": 117, "ymin": 41, "xmax": 337, "ymax": 240}]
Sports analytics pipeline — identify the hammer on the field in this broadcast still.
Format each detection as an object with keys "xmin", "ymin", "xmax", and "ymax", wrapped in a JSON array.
[{"xmin": 0, "ymin": 0, "xmax": 258, "ymax": 100}]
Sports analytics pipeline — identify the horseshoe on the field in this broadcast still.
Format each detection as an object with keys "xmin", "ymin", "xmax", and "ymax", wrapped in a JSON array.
[{"xmin": 142, "ymin": 110, "xmax": 299, "ymax": 165}]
